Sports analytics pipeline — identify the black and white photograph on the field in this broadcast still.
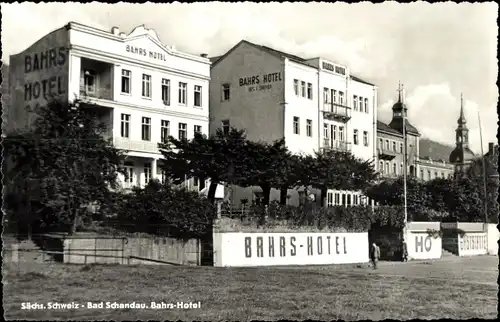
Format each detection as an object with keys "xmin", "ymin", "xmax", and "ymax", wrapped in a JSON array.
[{"xmin": 1, "ymin": 1, "xmax": 498, "ymax": 320}]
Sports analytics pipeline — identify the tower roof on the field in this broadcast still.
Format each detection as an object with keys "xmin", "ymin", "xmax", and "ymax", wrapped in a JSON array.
[
  {"xmin": 449, "ymin": 147, "xmax": 475, "ymax": 164},
  {"xmin": 457, "ymin": 93, "xmax": 467, "ymax": 126}
]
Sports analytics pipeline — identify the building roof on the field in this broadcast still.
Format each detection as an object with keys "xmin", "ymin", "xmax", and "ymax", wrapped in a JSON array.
[
  {"xmin": 377, "ymin": 120, "xmax": 420, "ymax": 137},
  {"xmin": 419, "ymin": 138, "xmax": 455, "ymax": 162},
  {"xmin": 377, "ymin": 120, "xmax": 401, "ymax": 136},
  {"xmin": 211, "ymin": 39, "xmax": 375, "ymax": 86}
]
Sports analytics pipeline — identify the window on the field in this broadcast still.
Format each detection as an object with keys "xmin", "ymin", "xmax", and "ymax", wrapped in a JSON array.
[
  {"xmin": 323, "ymin": 88, "xmax": 329, "ymax": 104},
  {"xmin": 332, "ymin": 125, "xmax": 337, "ymax": 141},
  {"xmin": 400, "ymin": 142, "xmax": 403, "ymax": 153},
  {"xmin": 364, "ymin": 98, "xmax": 369, "ymax": 113},
  {"xmin": 353, "ymin": 195, "xmax": 359, "ymax": 205},
  {"xmin": 144, "ymin": 163, "xmax": 152, "ymax": 185},
  {"xmin": 323, "ymin": 123, "xmax": 329, "ymax": 145},
  {"xmin": 400, "ymin": 162, "xmax": 403, "ymax": 174},
  {"xmin": 194, "ymin": 125, "xmax": 202, "ymax": 135},
  {"xmin": 420, "ymin": 169, "xmax": 424, "ymax": 179},
  {"xmin": 393, "ymin": 162, "xmax": 397, "ymax": 174},
  {"xmin": 161, "ymin": 79, "xmax": 170, "ymax": 105},
  {"xmin": 222, "ymin": 83, "xmax": 231, "ymax": 101},
  {"xmin": 307, "ymin": 83, "xmax": 313, "ymax": 99},
  {"xmin": 294, "ymin": 79, "xmax": 299, "ymax": 95},
  {"xmin": 363, "ymin": 131, "xmax": 369, "ymax": 146},
  {"xmin": 359, "ymin": 96, "xmax": 363, "ymax": 112},
  {"xmin": 434, "ymin": 171, "xmax": 438, "ymax": 178},
  {"xmin": 331, "ymin": 89, "xmax": 336, "ymax": 104},
  {"xmin": 353, "ymin": 95, "xmax": 358, "ymax": 111},
  {"xmin": 83, "ymin": 69, "xmax": 96, "ymax": 93},
  {"xmin": 301, "ymin": 81, "xmax": 306, "ymax": 97},
  {"xmin": 222, "ymin": 120, "xmax": 230, "ymax": 135},
  {"xmin": 141, "ymin": 117, "xmax": 151, "ymax": 141},
  {"xmin": 427, "ymin": 170, "xmax": 431, "ymax": 180},
  {"xmin": 178, "ymin": 123, "xmax": 187, "ymax": 140},
  {"xmin": 142, "ymin": 74, "xmax": 151, "ymax": 98},
  {"xmin": 194, "ymin": 85, "xmax": 202, "ymax": 107},
  {"xmin": 379, "ymin": 161, "xmax": 384, "ymax": 174},
  {"xmin": 178, "ymin": 82, "xmax": 187, "ymax": 105},
  {"xmin": 124, "ymin": 162, "xmax": 134, "ymax": 184},
  {"xmin": 392, "ymin": 141, "xmax": 396, "ymax": 152},
  {"xmin": 385, "ymin": 139, "xmax": 389, "ymax": 150},
  {"xmin": 353, "ymin": 129, "xmax": 359, "ymax": 145},
  {"xmin": 293, "ymin": 117, "xmax": 300, "ymax": 134},
  {"xmin": 441, "ymin": 172, "xmax": 445, "ymax": 178},
  {"xmin": 334, "ymin": 193, "xmax": 340, "ymax": 205},
  {"xmin": 306, "ymin": 119, "xmax": 312, "ymax": 137},
  {"xmin": 121, "ymin": 69, "xmax": 131, "ymax": 94},
  {"xmin": 385, "ymin": 162, "xmax": 390, "ymax": 174},
  {"xmin": 161, "ymin": 120, "xmax": 170, "ymax": 143},
  {"xmin": 339, "ymin": 126, "xmax": 344, "ymax": 141},
  {"xmin": 379, "ymin": 138, "xmax": 383, "ymax": 149},
  {"xmin": 120, "ymin": 114, "xmax": 130, "ymax": 138},
  {"xmin": 339, "ymin": 91, "xmax": 344, "ymax": 105}
]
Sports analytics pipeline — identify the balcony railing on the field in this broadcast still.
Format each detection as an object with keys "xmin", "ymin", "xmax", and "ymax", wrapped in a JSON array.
[
  {"xmin": 114, "ymin": 137, "xmax": 161, "ymax": 154},
  {"xmin": 322, "ymin": 103, "xmax": 352, "ymax": 122},
  {"xmin": 322, "ymin": 139, "xmax": 352, "ymax": 152},
  {"xmin": 79, "ymin": 85, "xmax": 113, "ymax": 101},
  {"xmin": 377, "ymin": 147, "xmax": 397, "ymax": 160}
]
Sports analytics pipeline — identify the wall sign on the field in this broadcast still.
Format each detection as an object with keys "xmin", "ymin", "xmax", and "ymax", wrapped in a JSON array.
[
  {"xmin": 406, "ymin": 231, "xmax": 442, "ymax": 260},
  {"xmin": 458, "ymin": 233, "xmax": 487, "ymax": 256},
  {"xmin": 23, "ymin": 47, "xmax": 67, "ymax": 104},
  {"xmin": 213, "ymin": 232, "xmax": 369, "ymax": 267},
  {"xmin": 321, "ymin": 62, "xmax": 346, "ymax": 75},
  {"xmin": 238, "ymin": 72, "xmax": 282, "ymax": 93},
  {"xmin": 126, "ymin": 45, "xmax": 168, "ymax": 62}
]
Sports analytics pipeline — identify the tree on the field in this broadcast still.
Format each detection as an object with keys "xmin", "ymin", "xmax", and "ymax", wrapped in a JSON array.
[
  {"xmin": 159, "ymin": 127, "xmax": 251, "ymax": 204},
  {"xmin": 112, "ymin": 180, "xmax": 216, "ymax": 239},
  {"xmin": 4, "ymin": 100, "xmax": 124, "ymax": 235},
  {"xmin": 311, "ymin": 150, "xmax": 378, "ymax": 207},
  {"xmin": 243, "ymin": 138, "xmax": 295, "ymax": 206}
]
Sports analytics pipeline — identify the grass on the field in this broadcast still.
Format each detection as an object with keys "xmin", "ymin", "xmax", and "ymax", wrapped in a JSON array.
[{"xmin": 3, "ymin": 256, "xmax": 498, "ymax": 320}]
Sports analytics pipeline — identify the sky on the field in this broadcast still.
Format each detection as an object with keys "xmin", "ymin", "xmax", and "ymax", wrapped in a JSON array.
[{"xmin": 1, "ymin": 2, "xmax": 498, "ymax": 154}]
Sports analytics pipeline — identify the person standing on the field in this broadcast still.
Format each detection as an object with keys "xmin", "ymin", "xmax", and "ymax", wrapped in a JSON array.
[{"xmin": 370, "ymin": 242, "xmax": 380, "ymax": 269}]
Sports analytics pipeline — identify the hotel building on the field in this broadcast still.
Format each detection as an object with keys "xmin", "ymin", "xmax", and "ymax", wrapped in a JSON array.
[
  {"xmin": 5, "ymin": 22, "xmax": 222, "ymax": 195},
  {"xmin": 209, "ymin": 40, "xmax": 377, "ymax": 207}
]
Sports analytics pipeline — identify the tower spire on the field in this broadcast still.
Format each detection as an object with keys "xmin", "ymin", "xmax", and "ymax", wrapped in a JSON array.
[
  {"xmin": 398, "ymin": 81, "xmax": 402, "ymax": 103},
  {"xmin": 458, "ymin": 92, "xmax": 466, "ymax": 125}
]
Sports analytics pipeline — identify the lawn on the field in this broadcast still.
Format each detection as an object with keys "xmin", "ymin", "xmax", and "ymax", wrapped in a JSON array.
[{"xmin": 3, "ymin": 256, "xmax": 498, "ymax": 321}]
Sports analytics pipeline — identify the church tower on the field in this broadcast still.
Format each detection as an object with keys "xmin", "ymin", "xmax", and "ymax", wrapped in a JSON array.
[{"xmin": 449, "ymin": 93, "xmax": 475, "ymax": 174}]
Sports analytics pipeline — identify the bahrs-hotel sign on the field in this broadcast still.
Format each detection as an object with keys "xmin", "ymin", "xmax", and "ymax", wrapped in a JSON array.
[{"xmin": 213, "ymin": 232, "xmax": 369, "ymax": 267}]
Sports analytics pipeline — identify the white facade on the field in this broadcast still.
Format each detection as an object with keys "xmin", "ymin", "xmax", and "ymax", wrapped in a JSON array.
[
  {"xmin": 8, "ymin": 22, "xmax": 221, "ymax": 195},
  {"xmin": 210, "ymin": 41, "xmax": 378, "ymax": 207}
]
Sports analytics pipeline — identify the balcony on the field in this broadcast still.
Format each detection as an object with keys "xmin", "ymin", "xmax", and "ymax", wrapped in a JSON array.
[
  {"xmin": 322, "ymin": 103, "xmax": 352, "ymax": 122},
  {"xmin": 377, "ymin": 147, "xmax": 397, "ymax": 160},
  {"xmin": 79, "ymin": 58, "xmax": 114, "ymax": 102},
  {"xmin": 322, "ymin": 139, "xmax": 352, "ymax": 153},
  {"xmin": 114, "ymin": 137, "xmax": 161, "ymax": 154}
]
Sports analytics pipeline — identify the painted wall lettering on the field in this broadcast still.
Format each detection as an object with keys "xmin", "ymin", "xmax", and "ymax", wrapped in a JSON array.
[
  {"xmin": 321, "ymin": 61, "xmax": 346, "ymax": 75},
  {"xmin": 24, "ymin": 47, "xmax": 67, "ymax": 74},
  {"xmin": 243, "ymin": 234, "xmax": 348, "ymax": 259},
  {"xmin": 415, "ymin": 235, "xmax": 432, "ymax": 252},
  {"xmin": 239, "ymin": 72, "xmax": 283, "ymax": 93},
  {"xmin": 126, "ymin": 45, "xmax": 168, "ymax": 62},
  {"xmin": 24, "ymin": 76, "xmax": 66, "ymax": 102},
  {"xmin": 216, "ymin": 232, "xmax": 368, "ymax": 267}
]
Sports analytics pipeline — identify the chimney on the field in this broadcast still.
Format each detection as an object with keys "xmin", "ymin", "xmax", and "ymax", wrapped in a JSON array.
[
  {"xmin": 488, "ymin": 142, "xmax": 494, "ymax": 154},
  {"xmin": 200, "ymin": 53, "xmax": 208, "ymax": 58},
  {"xmin": 111, "ymin": 26, "xmax": 120, "ymax": 35},
  {"xmin": 119, "ymin": 32, "xmax": 126, "ymax": 38}
]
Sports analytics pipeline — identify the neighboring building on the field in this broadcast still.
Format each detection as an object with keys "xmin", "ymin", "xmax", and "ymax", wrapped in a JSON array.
[
  {"xmin": 376, "ymin": 88, "xmax": 457, "ymax": 181},
  {"xmin": 449, "ymin": 94, "xmax": 475, "ymax": 174},
  {"xmin": 6, "ymin": 22, "xmax": 222, "ymax": 196},
  {"xmin": 417, "ymin": 139, "xmax": 455, "ymax": 180},
  {"xmin": 376, "ymin": 89, "xmax": 420, "ymax": 179},
  {"xmin": 210, "ymin": 40, "xmax": 377, "ymax": 207}
]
